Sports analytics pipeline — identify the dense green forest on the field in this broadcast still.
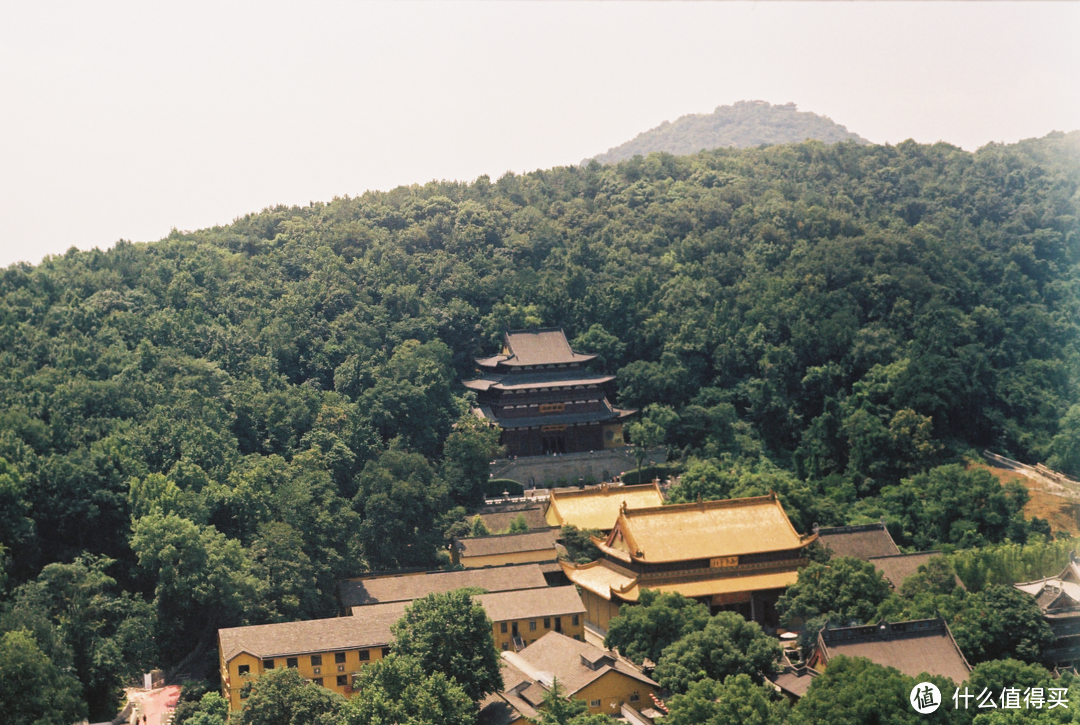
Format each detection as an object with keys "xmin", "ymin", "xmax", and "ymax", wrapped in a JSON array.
[
  {"xmin": 1, "ymin": 131, "xmax": 1079, "ymax": 719},
  {"xmin": 589, "ymin": 100, "xmax": 868, "ymax": 165}
]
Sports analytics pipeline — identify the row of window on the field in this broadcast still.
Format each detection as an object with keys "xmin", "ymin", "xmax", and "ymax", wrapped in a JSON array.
[
  {"xmin": 501, "ymin": 634, "xmax": 581, "ymax": 650},
  {"xmin": 238, "ymin": 648, "xmax": 391, "ymax": 676},
  {"xmin": 502, "ymin": 384, "xmax": 599, "ymax": 394},
  {"xmin": 512, "ymin": 364, "xmax": 578, "ymax": 370},
  {"xmin": 502, "ymin": 399, "xmax": 598, "ymax": 409},
  {"xmin": 587, "ymin": 694, "xmax": 640, "ymax": 708},
  {"xmin": 240, "ymin": 674, "xmax": 352, "ymax": 698},
  {"xmin": 498, "ymin": 614, "xmax": 580, "ymax": 634}
]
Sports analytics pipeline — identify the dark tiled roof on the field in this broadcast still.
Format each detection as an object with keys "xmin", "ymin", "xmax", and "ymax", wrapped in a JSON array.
[
  {"xmin": 869, "ymin": 552, "xmax": 964, "ymax": 591},
  {"xmin": 462, "ymin": 373, "xmax": 616, "ymax": 393},
  {"xmin": 504, "ymin": 631, "xmax": 657, "ymax": 696},
  {"xmin": 769, "ymin": 666, "xmax": 817, "ymax": 699},
  {"xmin": 500, "ymin": 658, "xmax": 533, "ymax": 693},
  {"xmin": 503, "ymin": 692, "xmax": 539, "ymax": 720},
  {"xmin": 455, "ymin": 529, "xmax": 561, "ymax": 558},
  {"xmin": 219, "ymin": 604, "xmax": 406, "ymax": 661},
  {"xmin": 476, "ymin": 586, "xmax": 585, "ymax": 623},
  {"xmin": 488, "ymin": 329, "xmax": 597, "ymax": 367},
  {"xmin": 345, "ymin": 586, "xmax": 582, "ymax": 629},
  {"xmin": 341, "ymin": 564, "xmax": 549, "ymax": 609},
  {"xmin": 818, "ymin": 523, "xmax": 901, "ymax": 560},
  {"xmin": 819, "ymin": 618, "xmax": 971, "ymax": 685},
  {"xmin": 477, "ymin": 504, "xmax": 549, "ymax": 533},
  {"xmin": 478, "ymin": 693, "xmax": 530, "ymax": 725}
]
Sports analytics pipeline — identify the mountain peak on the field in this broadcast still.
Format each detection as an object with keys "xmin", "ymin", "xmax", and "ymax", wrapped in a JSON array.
[{"xmin": 588, "ymin": 100, "xmax": 868, "ymax": 165}]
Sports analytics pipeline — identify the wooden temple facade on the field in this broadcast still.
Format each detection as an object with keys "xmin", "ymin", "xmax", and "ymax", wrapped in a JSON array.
[
  {"xmin": 560, "ymin": 493, "xmax": 817, "ymax": 632},
  {"xmin": 464, "ymin": 329, "xmax": 635, "ymax": 457}
]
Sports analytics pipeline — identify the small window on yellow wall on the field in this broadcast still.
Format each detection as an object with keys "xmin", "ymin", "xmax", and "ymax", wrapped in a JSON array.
[
  {"xmin": 335, "ymin": 652, "xmax": 346, "ymax": 664},
  {"xmin": 263, "ymin": 659, "xmax": 274, "ymax": 669},
  {"xmin": 544, "ymin": 618, "xmax": 551, "ymax": 629},
  {"xmin": 237, "ymin": 664, "xmax": 250, "ymax": 675},
  {"xmin": 311, "ymin": 655, "xmax": 322, "ymax": 667},
  {"xmin": 589, "ymin": 700, "xmax": 601, "ymax": 708},
  {"xmin": 286, "ymin": 657, "xmax": 298, "ymax": 668},
  {"xmin": 629, "ymin": 693, "xmax": 640, "ymax": 702},
  {"xmin": 359, "ymin": 650, "xmax": 370, "ymax": 661},
  {"xmin": 500, "ymin": 622, "xmax": 508, "ymax": 633},
  {"xmin": 337, "ymin": 675, "xmax": 348, "ymax": 687},
  {"xmin": 572, "ymin": 615, "xmax": 580, "ymax": 626},
  {"xmin": 529, "ymin": 620, "xmax": 537, "ymax": 631},
  {"xmin": 312, "ymin": 678, "xmax": 323, "ymax": 687}
]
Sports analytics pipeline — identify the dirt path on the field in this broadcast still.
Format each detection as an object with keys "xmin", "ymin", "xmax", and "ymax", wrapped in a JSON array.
[
  {"xmin": 975, "ymin": 452, "xmax": 1080, "ymax": 538},
  {"xmin": 124, "ymin": 685, "xmax": 181, "ymax": 725}
]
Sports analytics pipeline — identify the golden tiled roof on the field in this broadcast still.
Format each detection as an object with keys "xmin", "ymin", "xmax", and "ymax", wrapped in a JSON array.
[
  {"xmin": 561, "ymin": 559, "xmax": 801, "ymax": 603},
  {"xmin": 610, "ymin": 493, "xmax": 813, "ymax": 563},
  {"xmin": 545, "ymin": 482, "xmax": 664, "ymax": 530},
  {"xmin": 616, "ymin": 569, "xmax": 801, "ymax": 602},
  {"xmin": 558, "ymin": 560, "xmax": 636, "ymax": 599}
]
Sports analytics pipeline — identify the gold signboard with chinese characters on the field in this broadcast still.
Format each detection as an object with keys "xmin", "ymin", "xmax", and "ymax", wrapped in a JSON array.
[{"xmin": 710, "ymin": 556, "xmax": 738, "ymax": 568}]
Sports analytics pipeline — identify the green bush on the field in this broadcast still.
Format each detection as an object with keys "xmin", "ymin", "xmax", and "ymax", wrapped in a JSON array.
[
  {"xmin": 621, "ymin": 463, "xmax": 682, "ymax": 485},
  {"xmin": 481, "ymin": 479, "xmax": 524, "ymax": 498}
]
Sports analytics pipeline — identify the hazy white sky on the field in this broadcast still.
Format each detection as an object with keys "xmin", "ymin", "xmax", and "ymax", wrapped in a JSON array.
[{"xmin": 1, "ymin": 1, "xmax": 1077, "ymax": 268}]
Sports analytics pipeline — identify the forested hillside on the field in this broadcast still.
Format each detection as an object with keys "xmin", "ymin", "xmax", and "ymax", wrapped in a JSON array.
[
  {"xmin": 1, "ymin": 131, "xmax": 1079, "ymax": 719},
  {"xmin": 589, "ymin": 100, "xmax": 868, "ymax": 165}
]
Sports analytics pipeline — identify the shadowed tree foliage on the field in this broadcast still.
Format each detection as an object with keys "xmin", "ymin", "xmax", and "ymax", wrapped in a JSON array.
[
  {"xmin": 390, "ymin": 588, "xmax": 503, "ymax": 702},
  {"xmin": 0, "ymin": 629, "xmax": 86, "ymax": 725},
  {"xmin": 949, "ymin": 585, "xmax": 1055, "ymax": 665},
  {"xmin": 776, "ymin": 557, "xmax": 893, "ymax": 627},
  {"xmin": 790, "ymin": 656, "xmax": 958, "ymax": 725},
  {"xmin": 604, "ymin": 589, "xmax": 711, "ymax": 665},
  {"xmin": 353, "ymin": 449, "xmax": 450, "ymax": 571},
  {"xmin": 654, "ymin": 611, "xmax": 781, "ymax": 693},
  {"xmin": 341, "ymin": 654, "xmax": 474, "ymax": 725},
  {"xmin": 233, "ymin": 667, "xmax": 344, "ymax": 725},
  {"xmin": 665, "ymin": 674, "xmax": 791, "ymax": 725}
]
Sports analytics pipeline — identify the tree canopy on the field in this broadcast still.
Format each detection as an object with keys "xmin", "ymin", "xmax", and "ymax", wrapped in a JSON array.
[
  {"xmin": 789, "ymin": 655, "xmax": 958, "ymax": 725},
  {"xmin": 341, "ymin": 654, "xmax": 475, "ymax": 725},
  {"xmin": 0, "ymin": 129, "xmax": 1077, "ymax": 695},
  {"xmin": 0, "ymin": 629, "xmax": 86, "ymax": 725},
  {"xmin": 654, "ymin": 611, "xmax": 781, "ymax": 693},
  {"xmin": 949, "ymin": 585, "xmax": 1055, "ymax": 665},
  {"xmin": 390, "ymin": 588, "xmax": 503, "ymax": 702},
  {"xmin": 665, "ymin": 674, "xmax": 791, "ymax": 725},
  {"xmin": 233, "ymin": 667, "xmax": 344, "ymax": 725},
  {"xmin": 604, "ymin": 589, "xmax": 711, "ymax": 665},
  {"xmin": 776, "ymin": 557, "xmax": 893, "ymax": 627}
]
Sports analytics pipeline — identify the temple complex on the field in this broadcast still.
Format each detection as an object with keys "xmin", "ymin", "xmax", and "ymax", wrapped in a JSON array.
[
  {"xmin": 464, "ymin": 329, "xmax": 635, "ymax": 457},
  {"xmin": 560, "ymin": 493, "xmax": 817, "ymax": 631},
  {"xmin": 1015, "ymin": 554, "xmax": 1080, "ymax": 667}
]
